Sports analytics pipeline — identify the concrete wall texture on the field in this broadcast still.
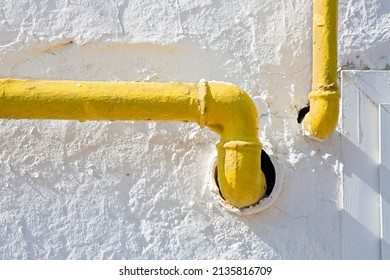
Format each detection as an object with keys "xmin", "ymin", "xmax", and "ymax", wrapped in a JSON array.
[{"xmin": 0, "ymin": 0, "xmax": 389, "ymax": 259}]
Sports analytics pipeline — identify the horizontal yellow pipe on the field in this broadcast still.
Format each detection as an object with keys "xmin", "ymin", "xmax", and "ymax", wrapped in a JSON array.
[
  {"xmin": 302, "ymin": 0, "xmax": 340, "ymax": 139},
  {"xmin": 0, "ymin": 78, "xmax": 266, "ymax": 209}
]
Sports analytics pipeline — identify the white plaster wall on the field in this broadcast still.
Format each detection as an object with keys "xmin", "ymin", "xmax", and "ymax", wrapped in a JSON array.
[{"xmin": 0, "ymin": 0, "xmax": 388, "ymax": 259}]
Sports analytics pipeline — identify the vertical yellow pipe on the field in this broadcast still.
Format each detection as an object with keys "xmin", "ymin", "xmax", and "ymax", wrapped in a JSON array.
[{"xmin": 302, "ymin": 0, "xmax": 340, "ymax": 139}]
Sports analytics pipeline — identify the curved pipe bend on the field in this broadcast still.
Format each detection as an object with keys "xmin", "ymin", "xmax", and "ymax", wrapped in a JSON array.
[
  {"xmin": 302, "ymin": 88, "xmax": 340, "ymax": 140},
  {"xmin": 0, "ymin": 78, "xmax": 266, "ymax": 209},
  {"xmin": 202, "ymin": 81, "xmax": 266, "ymax": 208}
]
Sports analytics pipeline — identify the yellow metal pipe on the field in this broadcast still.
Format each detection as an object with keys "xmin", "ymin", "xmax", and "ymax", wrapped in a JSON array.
[
  {"xmin": 0, "ymin": 78, "xmax": 266, "ymax": 209},
  {"xmin": 302, "ymin": 0, "xmax": 340, "ymax": 139}
]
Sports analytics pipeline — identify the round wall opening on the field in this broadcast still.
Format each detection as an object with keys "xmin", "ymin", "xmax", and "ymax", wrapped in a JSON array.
[
  {"xmin": 297, "ymin": 104, "xmax": 310, "ymax": 124},
  {"xmin": 210, "ymin": 149, "xmax": 282, "ymax": 215}
]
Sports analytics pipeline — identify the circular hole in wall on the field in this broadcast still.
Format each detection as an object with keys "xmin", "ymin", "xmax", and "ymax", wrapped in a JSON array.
[
  {"xmin": 297, "ymin": 104, "xmax": 310, "ymax": 124},
  {"xmin": 211, "ymin": 149, "xmax": 281, "ymax": 215},
  {"xmin": 261, "ymin": 150, "xmax": 276, "ymax": 197}
]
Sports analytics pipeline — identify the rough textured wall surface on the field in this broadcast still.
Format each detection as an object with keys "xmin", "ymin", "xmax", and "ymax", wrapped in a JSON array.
[{"xmin": 0, "ymin": 0, "xmax": 388, "ymax": 259}]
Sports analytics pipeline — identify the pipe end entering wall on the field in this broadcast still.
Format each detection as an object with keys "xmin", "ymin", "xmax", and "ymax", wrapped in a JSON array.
[
  {"xmin": 210, "ymin": 149, "xmax": 281, "ymax": 215},
  {"xmin": 298, "ymin": 90, "xmax": 340, "ymax": 140},
  {"xmin": 298, "ymin": 104, "xmax": 325, "ymax": 140}
]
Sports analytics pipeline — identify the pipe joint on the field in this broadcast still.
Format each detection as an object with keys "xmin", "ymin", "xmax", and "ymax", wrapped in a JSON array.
[
  {"xmin": 216, "ymin": 140, "xmax": 266, "ymax": 209},
  {"xmin": 196, "ymin": 79, "xmax": 210, "ymax": 128},
  {"xmin": 308, "ymin": 88, "xmax": 339, "ymax": 98}
]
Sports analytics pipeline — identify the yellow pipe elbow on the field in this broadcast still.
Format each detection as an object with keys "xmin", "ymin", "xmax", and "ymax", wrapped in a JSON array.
[
  {"xmin": 303, "ymin": 89, "xmax": 340, "ymax": 140},
  {"xmin": 302, "ymin": 0, "xmax": 339, "ymax": 140},
  {"xmin": 0, "ymin": 78, "xmax": 266, "ymax": 209},
  {"xmin": 205, "ymin": 82, "xmax": 267, "ymax": 208}
]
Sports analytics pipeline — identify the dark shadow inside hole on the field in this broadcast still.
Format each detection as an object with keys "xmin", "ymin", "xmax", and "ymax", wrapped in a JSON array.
[
  {"xmin": 214, "ymin": 149, "xmax": 276, "ymax": 200},
  {"xmin": 261, "ymin": 149, "xmax": 275, "ymax": 197},
  {"xmin": 214, "ymin": 163, "xmax": 224, "ymax": 200},
  {"xmin": 297, "ymin": 104, "xmax": 310, "ymax": 124}
]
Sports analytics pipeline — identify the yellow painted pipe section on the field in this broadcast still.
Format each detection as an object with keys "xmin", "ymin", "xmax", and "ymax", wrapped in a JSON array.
[
  {"xmin": 0, "ymin": 78, "xmax": 266, "ymax": 209},
  {"xmin": 302, "ymin": 0, "xmax": 340, "ymax": 140}
]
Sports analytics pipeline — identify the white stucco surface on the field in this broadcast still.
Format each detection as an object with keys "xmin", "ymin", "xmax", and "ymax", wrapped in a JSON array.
[{"xmin": 0, "ymin": 0, "xmax": 388, "ymax": 259}]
